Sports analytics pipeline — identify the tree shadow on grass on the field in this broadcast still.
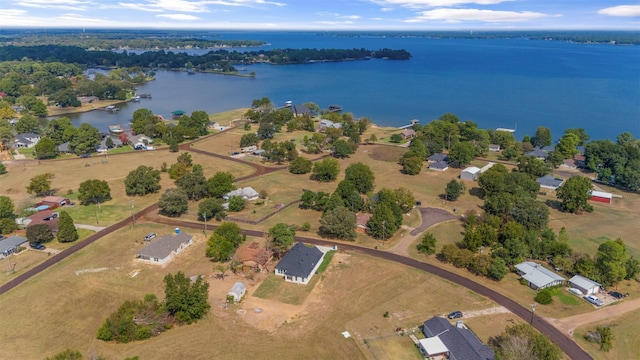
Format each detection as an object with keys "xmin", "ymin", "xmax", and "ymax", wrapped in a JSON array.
[{"xmin": 545, "ymin": 199, "xmax": 563, "ymax": 211}]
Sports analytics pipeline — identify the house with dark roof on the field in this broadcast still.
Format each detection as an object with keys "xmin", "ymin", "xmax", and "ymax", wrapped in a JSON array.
[
  {"xmin": 0, "ymin": 236, "xmax": 28, "ymax": 259},
  {"xmin": 428, "ymin": 153, "xmax": 448, "ymax": 163},
  {"xmin": 291, "ymin": 104, "xmax": 311, "ymax": 117},
  {"xmin": 536, "ymin": 175, "xmax": 564, "ymax": 190},
  {"xmin": 24, "ymin": 210, "xmax": 59, "ymax": 234},
  {"xmin": 488, "ymin": 144, "xmax": 501, "ymax": 152},
  {"xmin": 275, "ymin": 242, "xmax": 325, "ymax": 285},
  {"xmin": 429, "ymin": 161, "xmax": 449, "ymax": 172},
  {"xmin": 14, "ymin": 133, "xmax": 41, "ymax": 149},
  {"xmin": 136, "ymin": 233, "xmax": 193, "ymax": 265},
  {"xmin": 57, "ymin": 142, "xmax": 72, "ymax": 153},
  {"xmin": 524, "ymin": 148, "xmax": 549, "ymax": 160},
  {"xmin": 419, "ymin": 316, "xmax": 495, "ymax": 360},
  {"xmin": 515, "ymin": 261, "xmax": 565, "ymax": 290},
  {"xmin": 401, "ymin": 128, "xmax": 416, "ymax": 140}
]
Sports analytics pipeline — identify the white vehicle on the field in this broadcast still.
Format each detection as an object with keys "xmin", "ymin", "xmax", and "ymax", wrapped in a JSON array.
[
  {"xmin": 584, "ymin": 295, "xmax": 604, "ymax": 306},
  {"xmin": 569, "ymin": 288, "xmax": 583, "ymax": 295}
]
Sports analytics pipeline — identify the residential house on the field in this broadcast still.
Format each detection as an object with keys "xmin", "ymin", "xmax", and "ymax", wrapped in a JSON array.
[
  {"xmin": 291, "ymin": 104, "xmax": 311, "ymax": 117},
  {"xmin": 589, "ymin": 190, "xmax": 612, "ymax": 204},
  {"xmin": 460, "ymin": 167, "xmax": 481, "ymax": 181},
  {"xmin": 515, "ymin": 261, "xmax": 565, "ymax": 290},
  {"xmin": 536, "ymin": 175, "xmax": 564, "ymax": 190},
  {"xmin": 136, "ymin": 233, "xmax": 193, "ymax": 265},
  {"xmin": 573, "ymin": 154, "xmax": 586, "ymax": 168},
  {"xmin": 400, "ymin": 128, "xmax": 416, "ymax": 140},
  {"xmin": 419, "ymin": 316, "xmax": 495, "ymax": 360},
  {"xmin": 128, "ymin": 134, "xmax": 153, "ymax": 150},
  {"xmin": 275, "ymin": 242, "xmax": 325, "ymax": 285},
  {"xmin": 14, "ymin": 133, "xmax": 41, "ymax": 149},
  {"xmin": 356, "ymin": 213, "xmax": 372, "ymax": 233},
  {"xmin": 489, "ymin": 144, "xmax": 501, "ymax": 152},
  {"xmin": 569, "ymin": 275, "xmax": 601, "ymax": 295},
  {"xmin": 318, "ymin": 119, "xmax": 342, "ymax": 132},
  {"xmin": 224, "ymin": 187, "xmax": 260, "ymax": 201},
  {"xmin": 429, "ymin": 161, "xmax": 449, "ymax": 171},
  {"xmin": 0, "ymin": 236, "xmax": 28, "ymax": 259},
  {"xmin": 227, "ymin": 282, "xmax": 246, "ymax": 302},
  {"xmin": 24, "ymin": 210, "xmax": 59, "ymax": 234},
  {"xmin": 40, "ymin": 196, "xmax": 70, "ymax": 207},
  {"xmin": 428, "ymin": 153, "xmax": 448, "ymax": 163},
  {"xmin": 235, "ymin": 242, "xmax": 269, "ymax": 271},
  {"xmin": 561, "ymin": 158, "xmax": 578, "ymax": 169},
  {"xmin": 57, "ymin": 142, "xmax": 72, "ymax": 154},
  {"xmin": 524, "ymin": 148, "xmax": 549, "ymax": 160}
]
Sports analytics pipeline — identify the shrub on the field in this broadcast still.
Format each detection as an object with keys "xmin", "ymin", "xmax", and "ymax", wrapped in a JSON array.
[
  {"xmin": 301, "ymin": 222, "xmax": 311, "ymax": 232},
  {"xmin": 535, "ymin": 288, "xmax": 553, "ymax": 305}
]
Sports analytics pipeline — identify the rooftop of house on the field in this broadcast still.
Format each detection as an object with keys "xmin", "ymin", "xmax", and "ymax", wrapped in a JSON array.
[
  {"xmin": 515, "ymin": 261, "xmax": 565, "ymax": 288},
  {"xmin": 462, "ymin": 166, "xmax": 481, "ymax": 174},
  {"xmin": 422, "ymin": 317, "xmax": 495, "ymax": 360},
  {"xmin": 428, "ymin": 153, "xmax": 448, "ymax": 162},
  {"xmin": 224, "ymin": 187, "xmax": 259, "ymax": 200},
  {"xmin": 137, "ymin": 233, "xmax": 192, "ymax": 260},
  {"xmin": 429, "ymin": 161, "xmax": 449, "ymax": 170},
  {"xmin": 275, "ymin": 242, "xmax": 324, "ymax": 279},
  {"xmin": 0, "ymin": 236, "xmax": 28, "ymax": 254},
  {"xmin": 569, "ymin": 274, "xmax": 602, "ymax": 289},
  {"xmin": 536, "ymin": 175, "xmax": 564, "ymax": 188},
  {"xmin": 525, "ymin": 148, "xmax": 549, "ymax": 158}
]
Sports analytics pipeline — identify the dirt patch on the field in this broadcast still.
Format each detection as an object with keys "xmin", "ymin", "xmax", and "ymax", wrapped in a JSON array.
[
  {"xmin": 550, "ymin": 297, "xmax": 640, "ymax": 336},
  {"xmin": 410, "ymin": 208, "xmax": 458, "ymax": 236},
  {"xmin": 367, "ymin": 145, "xmax": 407, "ymax": 162}
]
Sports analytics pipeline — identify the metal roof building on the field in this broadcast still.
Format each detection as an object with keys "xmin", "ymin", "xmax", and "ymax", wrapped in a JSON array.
[{"xmin": 515, "ymin": 261, "xmax": 565, "ymax": 290}]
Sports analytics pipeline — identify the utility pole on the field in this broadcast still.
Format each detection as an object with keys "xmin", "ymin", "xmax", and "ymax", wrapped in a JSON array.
[
  {"xmin": 130, "ymin": 200, "xmax": 135, "ymax": 228},
  {"xmin": 201, "ymin": 213, "xmax": 207, "ymax": 234},
  {"xmin": 530, "ymin": 303, "xmax": 537, "ymax": 325}
]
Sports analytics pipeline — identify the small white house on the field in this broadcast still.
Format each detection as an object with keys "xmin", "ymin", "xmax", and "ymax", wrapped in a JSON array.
[
  {"xmin": 569, "ymin": 275, "xmax": 601, "ymax": 295},
  {"xmin": 227, "ymin": 282, "xmax": 246, "ymax": 302},
  {"xmin": 136, "ymin": 233, "xmax": 193, "ymax": 265},
  {"xmin": 224, "ymin": 187, "xmax": 260, "ymax": 201},
  {"xmin": 460, "ymin": 167, "xmax": 481, "ymax": 181}
]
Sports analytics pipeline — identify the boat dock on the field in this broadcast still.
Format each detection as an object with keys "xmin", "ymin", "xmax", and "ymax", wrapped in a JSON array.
[
  {"xmin": 398, "ymin": 119, "xmax": 420, "ymax": 129},
  {"xmin": 496, "ymin": 128, "xmax": 516, "ymax": 133},
  {"xmin": 98, "ymin": 105, "xmax": 119, "ymax": 113}
]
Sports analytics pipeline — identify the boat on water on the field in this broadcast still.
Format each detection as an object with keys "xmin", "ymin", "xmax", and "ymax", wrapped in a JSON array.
[
  {"xmin": 131, "ymin": 95, "xmax": 141, "ymax": 102},
  {"xmin": 108, "ymin": 124, "xmax": 123, "ymax": 133}
]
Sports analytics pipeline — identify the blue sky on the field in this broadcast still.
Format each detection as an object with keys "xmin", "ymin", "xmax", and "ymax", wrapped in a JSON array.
[{"xmin": 0, "ymin": 0, "xmax": 638, "ymax": 30}]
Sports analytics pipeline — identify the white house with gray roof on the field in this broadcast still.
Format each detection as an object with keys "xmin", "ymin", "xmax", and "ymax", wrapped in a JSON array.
[
  {"xmin": 224, "ymin": 187, "xmax": 259, "ymax": 201},
  {"xmin": 515, "ymin": 261, "xmax": 565, "ymax": 290},
  {"xmin": 420, "ymin": 316, "xmax": 495, "ymax": 360},
  {"xmin": 0, "ymin": 236, "xmax": 28, "ymax": 259},
  {"xmin": 136, "ymin": 233, "xmax": 193, "ymax": 265},
  {"xmin": 569, "ymin": 275, "xmax": 601, "ymax": 295},
  {"xmin": 275, "ymin": 242, "xmax": 325, "ymax": 285},
  {"xmin": 536, "ymin": 175, "xmax": 564, "ymax": 190}
]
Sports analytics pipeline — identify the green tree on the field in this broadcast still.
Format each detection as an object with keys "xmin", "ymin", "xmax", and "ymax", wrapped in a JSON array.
[
  {"xmin": 447, "ymin": 142, "xmax": 475, "ymax": 167},
  {"xmin": 344, "ymin": 162, "xmax": 375, "ymax": 194},
  {"xmin": 240, "ymin": 133, "xmax": 259, "ymax": 147},
  {"xmin": 597, "ymin": 326, "xmax": 614, "ymax": 352},
  {"xmin": 131, "ymin": 108, "xmax": 159, "ymax": 136},
  {"xmin": 198, "ymin": 198, "xmax": 226, "ymax": 221},
  {"xmin": 312, "ymin": 158, "xmax": 340, "ymax": 182},
  {"xmin": 125, "ymin": 166, "xmax": 161, "ymax": 196},
  {"xmin": 517, "ymin": 156, "xmax": 551, "ymax": 177},
  {"xmin": 56, "ymin": 210, "xmax": 79, "ymax": 243},
  {"xmin": 206, "ymin": 171, "xmax": 235, "ymax": 198},
  {"xmin": 394, "ymin": 187, "xmax": 416, "ymax": 214},
  {"xmin": 69, "ymin": 123, "xmax": 100, "ymax": 155},
  {"xmin": 0, "ymin": 218, "xmax": 17, "ymax": 234},
  {"xmin": 417, "ymin": 233, "xmax": 437, "ymax": 255},
  {"xmin": 488, "ymin": 257, "xmax": 508, "ymax": 281},
  {"xmin": 319, "ymin": 206, "xmax": 357, "ymax": 241},
  {"xmin": 15, "ymin": 114, "xmax": 41, "ymax": 134},
  {"xmin": 78, "ymin": 179, "xmax": 111, "ymax": 205},
  {"xmin": 556, "ymin": 176, "xmax": 594, "ymax": 213},
  {"xmin": 531, "ymin": 126, "xmax": 552, "ymax": 148},
  {"xmin": 158, "ymin": 189, "xmax": 189, "ymax": 217},
  {"xmin": 205, "ymin": 233, "xmax": 235, "ymax": 261},
  {"xmin": 445, "ymin": 179, "xmax": 465, "ymax": 201},
  {"xmin": 45, "ymin": 348, "xmax": 83, "ymax": 360},
  {"xmin": 269, "ymin": 223, "xmax": 296, "ymax": 257},
  {"xmin": 565, "ymin": 128, "xmax": 590, "ymax": 146},
  {"xmin": 289, "ymin": 156, "xmax": 313, "ymax": 174},
  {"xmin": 33, "ymin": 136, "xmax": 57, "ymax": 159},
  {"xmin": 490, "ymin": 324, "xmax": 562, "ymax": 360},
  {"xmin": 0, "ymin": 162, "xmax": 6, "ymax": 175},
  {"xmin": 228, "ymin": 196, "xmax": 245, "ymax": 212},
  {"xmin": 0, "ymin": 195, "xmax": 15, "ymax": 219},
  {"xmin": 26, "ymin": 172, "xmax": 54, "ymax": 196},
  {"xmin": 26, "ymin": 223, "xmax": 54, "ymax": 244},
  {"xmin": 534, "ymin": 288, "xmax": 554, "ymax": 305},
  {"xmin": 164, "ymin": 272, "xmax": 210, "ymax": 324},
  {"xmin": 389, "ymin": 133, "xmax": 402, "ymax": 143},
  {"xmin": 402, "ymin": 156, "xmax": 423, "ymax": 175},
  {"xmin": 596, "ymin": 239, "xmax": 628, "ymax": 287},
  {"xmin": 214, "ymin": 222, "xmax": 244, "ymax": 248},
  {"xmin": 176, "ymin": 166, "xmax": 208, "ymax": 201},
  {"xmin": 367, "ymin": 202, "xmax": 400, "ymax": 240},
  {"xmin": 332, "ymin": 139, "xmax": 355, "ymax": 158}
]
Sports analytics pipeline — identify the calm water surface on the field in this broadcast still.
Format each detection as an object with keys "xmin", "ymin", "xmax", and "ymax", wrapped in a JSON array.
[{"xmin": 69, "ymin": 32, "xmax": 640, "ymax": 140}]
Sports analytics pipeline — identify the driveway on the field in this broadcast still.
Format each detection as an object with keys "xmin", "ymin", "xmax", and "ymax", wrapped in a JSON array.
[
  {"xmin": 550, "ymin": 297, "xmax": 640, "ymax": 336},
  {"xmin": 389, "ymin": 207, "xmax": 458, "ymax": 257}
]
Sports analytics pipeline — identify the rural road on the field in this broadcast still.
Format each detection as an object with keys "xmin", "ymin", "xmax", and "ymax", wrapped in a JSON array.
[{"xmin": 1, "ymin": 127, "xmax": 594, "ymax": 359}]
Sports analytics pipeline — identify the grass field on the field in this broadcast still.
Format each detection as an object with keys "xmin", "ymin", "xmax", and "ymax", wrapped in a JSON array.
[
  {"xmin": 573, "ymin": 308, "xmax": 640, "ymax": 360},
  {"xmin": 366, "ymin": 335, "xmax": 422, "ymax": 360}
]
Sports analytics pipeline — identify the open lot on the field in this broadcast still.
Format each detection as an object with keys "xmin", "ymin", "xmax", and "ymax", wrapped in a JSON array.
[{"xmin": 573, "ymin": 307, "xmax": 640, "ymax": 360}]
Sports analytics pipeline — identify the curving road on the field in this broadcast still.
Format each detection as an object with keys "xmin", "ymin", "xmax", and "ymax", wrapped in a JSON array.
[{"xmin": 150, "ymin": 216, "xmax": 592, "ymax": 360}]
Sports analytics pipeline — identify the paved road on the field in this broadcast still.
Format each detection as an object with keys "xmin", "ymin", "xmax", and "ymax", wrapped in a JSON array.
[{"xmin": 150, "ymin": 216, "xmax": 593, "ymax": 360}]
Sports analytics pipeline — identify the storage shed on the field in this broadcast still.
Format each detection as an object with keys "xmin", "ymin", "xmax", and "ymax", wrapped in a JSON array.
[
  {"xmin": 227, "ymin": 282, "xmax": 246, "ymax": 302},
  {"xmin": 460, "ymin": 167, "xmax": 481, "ymax": 181},
  {"xmin": 589, "ymin": 190, "xmax": 612, "ymax": 204},
  {"xmin": 569, "ymin": 275, "xmax": 601, "ymax": 295}
]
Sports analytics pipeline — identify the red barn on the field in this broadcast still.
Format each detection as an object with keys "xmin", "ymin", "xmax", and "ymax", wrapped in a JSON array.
[{"xmin": 590, "ymin": 190, "xmax": 612, "ymax": 204}]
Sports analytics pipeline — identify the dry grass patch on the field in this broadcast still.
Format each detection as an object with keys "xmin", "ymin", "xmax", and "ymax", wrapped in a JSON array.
[
  {"xmin": 573, "ymin": 308, "xmax": 640, "ymax": 360},
  {"xmin": 462, "ymin": 312, "xmax": 526, "ymax": 343},
  {"xmin": 207, "ymin": 108, "xmax": 249, "ymax": 126},
  {"xmin": 366, "ymin": 335, "xmax": 423, "ymax": 360}
]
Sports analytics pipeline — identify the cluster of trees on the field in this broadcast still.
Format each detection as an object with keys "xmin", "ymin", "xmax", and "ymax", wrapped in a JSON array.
[
  {"xmin": 125, "ymin": 165, "xmax": 162, "ymax": 196},
  {"xmin": 205, "ymin": 222, "xmax": 245, "ymax": 261},
  {"xmin": 131, "ymin": 108, "xmax": 210, "ymax": 148},
  {"xmin": 585, "ymin": 132, "xmax": 640, "ymax": 191},
  {"xmin": 489, "ymin": 323, "xmax": 562, "ymax": 360},
  {"xmin": 97, "ymin": 272, "xmax": 210, "ymax": 343},
  {"xmin": 260, "ymin": 139, "xmax": 298, "ymax": 164},
  {"xmin": 0, "ymin": 195, "xmax": 18, "ymax": 234}
]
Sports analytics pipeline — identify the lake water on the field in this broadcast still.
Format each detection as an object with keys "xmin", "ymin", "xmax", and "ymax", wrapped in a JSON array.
[{"xmin": 69, "ymin": 32, "xmax": 640, "ymax": 141}]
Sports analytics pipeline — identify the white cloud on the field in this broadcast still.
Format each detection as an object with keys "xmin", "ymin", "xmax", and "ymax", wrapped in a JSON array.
[
  {"xmin": 156, "ymin": 13, "xmax": 202, "ymax": 20},
  {"xmin": 408, "ymin": 8, "xmax": 547, "ymax": 22},
  {"xmin": 598, "ymin": 5, "xmax": 640, "ymax": 17},
  {"xmin": 372, "ymin": 0, "xmax": 510, "ymax": 8},
  {"xmin": 117, "ymin": 3, "xmax": 164, "ymax": 12},
  {"xmin": 56, "ymin": 13, "xmax": 109, "ymax": 23},
  {"xmin": 380, "ymin": 7, "xmax": 393, "ymax": 12},
  {"xmin": 15, "ymin": 0, "xmax": 90, "ymax": 10},
  {"xmin": 117, "ymin": 0, "xmax": 283, "ymax": 13}
]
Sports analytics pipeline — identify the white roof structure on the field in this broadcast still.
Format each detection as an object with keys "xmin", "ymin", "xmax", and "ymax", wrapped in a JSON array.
[
  {"xmin": 515, "ymin": 262, "xmax": 565, "ymax": 289},
  {"xmin": 480, "ymin": 162, "xmax": 495, "ymax": 173},
  {"xmin": 419, "ymin": 337, "xmax": 449, "ymax": 356},
  {"xmin": 569, "ymin": 275, "xmax": 601, "ymax": 289},
  {"xmin": 224, "ymin": 187, "xmax": 259, "ymax": 200},
  {"xmin": 590, "ymin": 190, "xmax": 612, "ymax": 199},
  {"xmin": 463, "ymin": 166, "xmax": 481, "ymax": 174}
]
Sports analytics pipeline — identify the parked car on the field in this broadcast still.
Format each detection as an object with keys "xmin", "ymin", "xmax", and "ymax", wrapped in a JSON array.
[
  {"xmin": 609, "ymin": 291, "xmax": 624, "ymax": 299},
  {"xmin": 231, "ymin": 151, "xmax": 240, "ymax": 156},
  {"xmin": 447, "ymin": 311, "xmax": 463, "ymax": 319},
  {"xmin": 79, "ymin": 153, "xmax": 90, "ymax": 158},
  {"xmin": 144, "ymin": 232, "xmax": 157, "ymax": 241},
  {"xmin": 584, "ymin": 295, "xmax": 604, "ymax": 306},
  {"xmin": 569, "ymin": 288, "xmax": 583, "ymax": 295},
  {"xmin": 29, "ymin": 242, "xmax": 46, "ymax": 250}
]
